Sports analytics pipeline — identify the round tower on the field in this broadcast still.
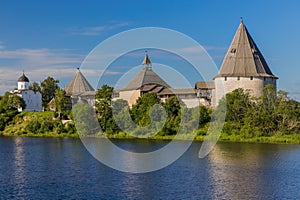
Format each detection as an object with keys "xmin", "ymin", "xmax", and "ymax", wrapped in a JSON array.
[
  {"xmin": 214, "ymin": 20, "xmax": 278, "ymax": 106},
  {"xmin": 18, "ymin": 73, "xmax": 30, "ymax": 90}
]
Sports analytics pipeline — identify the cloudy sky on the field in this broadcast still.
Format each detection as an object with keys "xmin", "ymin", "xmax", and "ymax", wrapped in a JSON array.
[{"xmin": 0, "ymin": 0, "xmax": 299, "ymax": 100}]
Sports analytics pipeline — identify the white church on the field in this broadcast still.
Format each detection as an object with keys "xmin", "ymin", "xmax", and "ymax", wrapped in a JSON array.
[{"xmin": 11, "ymin": 73, "xmax": 42, "ymax": 112}]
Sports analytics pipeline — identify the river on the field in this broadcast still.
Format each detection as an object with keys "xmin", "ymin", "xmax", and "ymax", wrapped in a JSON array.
[{"xmin": 1, "ymin": 136, "xmax": 300, "ymax": 199}]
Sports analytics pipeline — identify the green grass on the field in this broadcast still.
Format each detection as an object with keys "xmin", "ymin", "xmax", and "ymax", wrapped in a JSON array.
[
  {"xmin": 218, "ymin": 133, "xmax": 300, "ymax": 144},
  {"xmin": 3, "ymin": 130, "xmax": 300, "ymax": 144}
]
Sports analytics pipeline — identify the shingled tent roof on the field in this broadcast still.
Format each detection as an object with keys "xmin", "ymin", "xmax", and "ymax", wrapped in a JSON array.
[
  {"xmin": 122, "ymin": 53, "xmax": 170, "ymax": 91},
  {"xmin": 64, "ymin": 69, "xmax": 94, "ymax": 96},
  {"xmin": 195, "ymin": 82, "xmax": 215, "ymax": 89},
  {"xmin": 215, "ymin": 20, "xmax": 277, "ymax": 79}
]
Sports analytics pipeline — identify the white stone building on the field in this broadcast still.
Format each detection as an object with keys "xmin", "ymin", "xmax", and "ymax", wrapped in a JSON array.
[{"xmin": 11, "ymin": 73, "xmax": 42, "ymax": 112}]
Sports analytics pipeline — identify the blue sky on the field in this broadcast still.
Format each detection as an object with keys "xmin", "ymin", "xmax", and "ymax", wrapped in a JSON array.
[{"xmin": 0, "ymin": 0, "xmax": 299, "ymax": 99}]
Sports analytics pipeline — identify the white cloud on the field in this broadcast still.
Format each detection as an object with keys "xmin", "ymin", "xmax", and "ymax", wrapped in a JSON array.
[
  {"xmin": 0, "ymin": 46, "xmax": 124, "ymax": 95},
  {"xmin": 0, "ymin": 48, "xmax": 83, "ymax": 68},
  {"xmin": 70, "ymin": 22, "xmax": 130, "ymax": 36}
]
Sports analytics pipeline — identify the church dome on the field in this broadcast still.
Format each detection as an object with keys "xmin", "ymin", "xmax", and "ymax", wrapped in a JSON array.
[{"xmin": 18, "ymin": 73, "xmax": 30, "ymax": 82}]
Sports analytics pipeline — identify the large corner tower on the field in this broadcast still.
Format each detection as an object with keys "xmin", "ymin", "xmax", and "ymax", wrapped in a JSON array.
[{"xmin": 214, "ymin": 19, "xmax": 278, "ymax": 105}]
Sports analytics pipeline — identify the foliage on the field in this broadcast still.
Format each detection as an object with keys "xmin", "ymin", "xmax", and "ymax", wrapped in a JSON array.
[
  {"xmin": 131, "ymin": 93, "xmax": 161, "ymax": 127},
  {"xmin": 199, "ymin": 106, "xmax": 211, "ymax": 127},
  {"xmin": 29, "ymin": 82, "xmax": 41, "ymax": 92},
  {"xmin": 162, "ymin": 96, "xmax": 181, "ymax": 135},
  {"xmin": 0, "ymin": 92, "xmax": 25, "ymax": 131},
  {"xmin": 112, "ymin": 99, "xmax": 135, "ymax": 132},
  {"xmin": 41, "ymin": 76, "xmax": 59, "ymax": 109},
  {"xmin": 54, "ymin": 88, "xmax": 67, "ymax": 114},
  {"xmin": 0, "ymin": 92, "xmax": 26, "ymax": 112},
  {"xmin": 2, "ymin": 83, "xmax": 300, "ymax": 143},
  {"xmin": 95, "ymin": 85, "xmax": 119, "ymax": 134},
  {"xmin": 73, "ymin": 101, "xmax": 99, "ymax": 135},
  {"xmin": 218, "ymin": 84, "xmax": 300, "ymax": 137}
]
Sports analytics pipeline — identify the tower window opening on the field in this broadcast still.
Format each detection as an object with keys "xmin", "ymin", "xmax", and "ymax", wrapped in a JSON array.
[
  {"xmin": 250, "ymin": 76, "xmax": 253, "ymax": 80},
  {"xmin": 225, "ymin": 76, "xmax": 227, "ymax": 81},
  {"xmin": 237, "ymin": 76, "xmax": 240, "ymax": 80},
  {"xmin": 230, "ymin": 48, "xmax": 236, "ymax": 53}
]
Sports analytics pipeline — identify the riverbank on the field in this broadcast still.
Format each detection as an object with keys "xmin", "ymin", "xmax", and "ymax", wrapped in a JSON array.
[
  {"xmin": 2, "ymin": 131, "xmax": 300, "ymax": 144},
  {"xmin": 106, "ymin": 132, "xmax": 300, "ymax": 144}
]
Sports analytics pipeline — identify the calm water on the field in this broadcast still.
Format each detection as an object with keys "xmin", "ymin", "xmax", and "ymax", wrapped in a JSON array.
[{"xmin": 1, "ymin": 137, "xmax": 300, "ymax": 199}]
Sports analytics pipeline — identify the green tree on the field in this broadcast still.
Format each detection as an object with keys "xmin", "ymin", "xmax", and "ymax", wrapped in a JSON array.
[
  {"xmin": 162, "ymin": 96, "xmax": 181, "ymax": 135},
  {"xmin": 199, "ymin": 106, "xmax": 211, "ymax": 127},
  {"xmin": 41, "ymin": 76, "xmax": 59, "ymax": 109},
  {"xmin": 131, "ymin": 93, "xmax": 161, "ymax": 127},
  {"xmin": 0, "ymin": 92, "xmax": 25, "ymax": 131},
  {"xmin": 249, "ymin": 84, "xmax": 279, "ymax": 135},
  {"xmin": 113, "ymin": 100, "xmax": 135, "ymax": 132},
  {"xmin": 95, "ymin": 85, "xmax": 118, "ymax": 134},
  {"xmin": 29, "ymin": 82, "xmax": 41, "ymax": 92},
  {"xmin": 220, "ymin": 84, "xmax": 300, "ymax": 137},
  {"xmin": 54, "ymin": 88, "xmax": 67, "ymax": 114},
  {"xmin": 112, "ymin": 99, "xmax": 129, "ymax": 115},
  {"xmin": 222, "ymin": 88, "xmax": 253, "ymax": 123},
  {"xmin": 0, "ymin": 92, "xmax": 26, "ymax": 111},
  {"xmin": 73, "ymin": 101, "xmax": 100, "ymax": 135}
]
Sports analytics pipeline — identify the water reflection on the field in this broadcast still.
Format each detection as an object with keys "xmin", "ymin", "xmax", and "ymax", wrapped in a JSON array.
[
  {"xmin": 1, "ymin": 137, "xmax": 300, "ymax": 199},
  {"xmin": 205, "ymin": 143, "xmax": 300, "ymax": 199},
  {"xmin": 12, "ymin": 137, "xmax": 27, "ymax": 195},
  {"xmin": 82, "ymin": 137, "xmax": 192, "ymax": 173}
]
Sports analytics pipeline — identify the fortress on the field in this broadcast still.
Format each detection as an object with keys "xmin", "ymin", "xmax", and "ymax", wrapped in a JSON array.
[
  {"xmin": 7, "ymin": 20, "xmax": 278, "ymax": 112},
  {"xmin": 112, "ymin": 20, "xmax": 278, "ymax": 107},
  {"xmin": 65, "ymin": 20, "xmax": 278, "ymax": 108}
]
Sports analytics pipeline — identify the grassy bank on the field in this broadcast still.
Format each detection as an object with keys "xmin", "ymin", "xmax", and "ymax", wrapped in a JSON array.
[
  {"xmin": 2, "ymin": 111, "xmax": 300, "ymax": 144},
  {"xmin": 3, "ymin": 131, "xmax": 300, "ymax": 144},
  {"xmin": 219, "ymin": 133, "xmax": 300, "ymax": 144},
  {"xmin": 105, "ymin": 132, "xmax": 300, "ymax": 144}
]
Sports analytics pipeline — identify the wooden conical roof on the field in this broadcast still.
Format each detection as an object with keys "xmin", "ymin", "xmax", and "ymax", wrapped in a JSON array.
[
  {"xmin": 64, "ymin": 69, "xmax": 94, "ymax": 96},
  {"xmin": 122, "ymin": 53, "xmax": 170, "ymax": 91},
  {"xmin": 216, "ymin": 20, "xmax": 277, "ymax": 79}
]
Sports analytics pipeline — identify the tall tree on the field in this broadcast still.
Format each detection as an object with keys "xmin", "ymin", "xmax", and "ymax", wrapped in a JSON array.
[
  {"xmin": 162, "ymin": 96, "xmax": 182, "ymax": 135},
  {"xmin": 112, "ymin": 99, "xmax": 135, "ymax": 132},
  {"xmin": 29, "ymin": 82, "xmax": 41, "ymax": 92},
  {"xmin": 131, "ymin": 93, "xmax": 161, "ymax": 127},
  {"xmin": 95, "ymin": 85, "xmax": 118, "ymax": 133},
  {"xmin": 222, "ymin": 88, "xmax": 253, "ymax": 123},
  {"xmin": 54, "ymin": 88, "xmax": 66, "ymax": 114},
  {"xmin": 73, "ymin": 101, "xmax": 100, "ymax": 135},
  {"xmin": 41, "ymin": 77, "xmax": 59, "ymax": 109}
]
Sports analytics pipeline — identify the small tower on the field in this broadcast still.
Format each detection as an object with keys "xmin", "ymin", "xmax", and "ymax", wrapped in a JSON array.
[
  {"xmin": 118, "ymin": 52, "xmax": 170, "ymax": 107},
  {"xmin": 17, "ymin": 72, "xmax": 30, "ymax": 90},
  {"xmin": 214, "ymin": 20, "xmax": 278, "ymax": 106},
  {"xmin": 142, "ymin": 51, "xmax": 152, "ymax": 70}
]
